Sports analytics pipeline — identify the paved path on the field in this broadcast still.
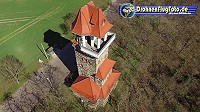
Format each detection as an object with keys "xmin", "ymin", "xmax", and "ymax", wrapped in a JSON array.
[
  {"xmin": 111, "ymin": 0, "xmax": 117, "ymax": 3},
  {"xmin": 0, "ymin": 53, "xmax": 69, "ymax": 112}
]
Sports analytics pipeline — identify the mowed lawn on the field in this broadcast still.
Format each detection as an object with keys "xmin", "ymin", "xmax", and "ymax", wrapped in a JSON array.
[{"xmin": 0, "ymin": 0, "xmax": 91, "ymax": 102}]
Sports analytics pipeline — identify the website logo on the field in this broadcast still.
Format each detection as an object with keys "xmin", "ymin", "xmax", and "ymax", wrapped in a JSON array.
[
  {"xmin": 119, "ymin": 3, "xmax": 135, "ymax": 18},
  {"xmin": 119, "ymin": 3, "xmax": 198, "ymax": 18}
]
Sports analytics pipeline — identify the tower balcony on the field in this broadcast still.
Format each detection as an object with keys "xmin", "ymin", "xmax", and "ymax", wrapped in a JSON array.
[{"xmin": 78, "ymin": 32, "xmax": 116, "ymax": 58}]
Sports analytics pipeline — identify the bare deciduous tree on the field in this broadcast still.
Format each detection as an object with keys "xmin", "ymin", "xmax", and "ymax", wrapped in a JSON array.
[{"xmin": 0, "ymin": 55, "xmax": 25, "ymax": 84}]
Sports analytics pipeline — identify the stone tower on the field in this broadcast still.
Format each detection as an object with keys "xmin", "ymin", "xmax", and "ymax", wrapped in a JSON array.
[{"xmin": 70, "ymin": 1, "xmax": 121, "ymax": 109}]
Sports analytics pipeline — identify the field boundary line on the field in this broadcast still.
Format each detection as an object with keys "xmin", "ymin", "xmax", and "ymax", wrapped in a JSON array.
[
  {"xmin": 0, "ymin": 16, "xmax": 34, "ymax": 22},
  {"xmin": 0, "ymin": 19, "xmax": 32, "ymax": 24},
  {"xmin": 0, "ymin": 5, "xmax": 58, "ymax": 43},
  {"xmin": 17, "ymin": 5, "xmax": 66, "ymax": 56},
  {"xmin": 0, "ymin": 4, "xmax": 63, "ymax": 45},
  {"xmin": 1, "ymin": 4, "xmax": 66, "ymax": 58}
]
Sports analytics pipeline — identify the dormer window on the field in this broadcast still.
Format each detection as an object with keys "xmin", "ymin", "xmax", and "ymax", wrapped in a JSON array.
[
  {"xmin": 101, "ymin": 19, "xmax": 106, "ymax": 26},
  {"xmin": 90, "ymin": 22, "xmax": 95, "ymax": 26},
  {"xmin": 90, "ymin": 13, "xmax": 97, "ymax": 26}
]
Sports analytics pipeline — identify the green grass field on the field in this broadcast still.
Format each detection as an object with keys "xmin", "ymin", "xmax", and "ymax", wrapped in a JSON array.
[
  {"xmin": 0, "ymin": 0, "xmax": 94, "ymax": 103},
  {"xmin": 0, "ymin": 0, "xmax": 92, "ymax": 66}
]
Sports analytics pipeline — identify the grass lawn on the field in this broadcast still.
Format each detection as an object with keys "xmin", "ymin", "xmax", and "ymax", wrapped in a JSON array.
[{"xmin": 0, "ymin": 0, "xmax": 93, "ymax": 103}]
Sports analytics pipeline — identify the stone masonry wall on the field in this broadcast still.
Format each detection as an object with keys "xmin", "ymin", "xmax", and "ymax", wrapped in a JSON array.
[
  {"xmin": 75, "ymin": 47, "xmax": 109, "ymax": 78},
  {"xmin": 74, "ymin": 46, "xmax": 118, "ymax": 109},
  {"xmin": 96, "ymin": 47, "xmax": 109, "ymax": 71},
  {"xmin": 75, "ymin": 50, "xmax": 96, "ymax": 77}
]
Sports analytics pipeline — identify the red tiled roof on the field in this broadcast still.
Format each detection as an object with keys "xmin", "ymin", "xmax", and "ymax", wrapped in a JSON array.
[
  {"xmin": 71, "ymin": 39, "xmax": 78, "ymax": 44},
  {"xmin": 71, "ymin": 1, "xmax": 113, "ymax": 38},
  {"xmin": 96, "ymin": 58, "xmax": 116, "ymax": 80},
  {"xmin": 71, "ymin": 70, "xmax": 121, "ymax": 102},
  {"xmin": 71, "ymin": 76, "xmax": 101, "ymax": 102},
  {"xmin": 100, "ymin": 69, "xmax": 120, "ymax": 99},
  {"xmin": 87, "ymin": 1, "xmax": 95, "ymax": 6}
]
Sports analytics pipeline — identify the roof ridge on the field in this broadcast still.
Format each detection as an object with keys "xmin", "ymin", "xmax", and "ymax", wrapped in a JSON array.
[
  {"xmin": 81, "ymin": 9, "xmax": 91, "ymax": 33},
  {"xmin": 98, "ymin": 9, "xmax": 103, "ymax": 38},
  {"xmin": 97, "ymin": 8, "xmax": 101, "ymax": 38},
  {"xmin": 87, "ymin": 1, "xmax": 95, "ymax": 6},
  {"xmin": 97, "ymin": 69, "xmax": 103, "ymax": 79},
  {"xmin": 79, "ymin": 10, "xmax": 83, "ymax": 34},
  {"xmin": 88, "ymin": 78, "xmax": 94, "ymax": 100},
  {"xmin": 88, "ymin": 78, "xmax": 99, "ymax": 100}
]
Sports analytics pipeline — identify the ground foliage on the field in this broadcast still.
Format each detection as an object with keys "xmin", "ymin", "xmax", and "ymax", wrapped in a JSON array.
[{"xmin": 102, "ymin": 0, "xmax": 200, "ymax": 111}]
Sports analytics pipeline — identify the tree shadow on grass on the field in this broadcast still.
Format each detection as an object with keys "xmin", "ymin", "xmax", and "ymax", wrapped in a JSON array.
[
  {"xmin": 59, "ymin": 13, "xmax": 74, "ymax": 35},
  {"xmin": 43, "ymin": 29, "xmax": 78, "ymax": 87}
]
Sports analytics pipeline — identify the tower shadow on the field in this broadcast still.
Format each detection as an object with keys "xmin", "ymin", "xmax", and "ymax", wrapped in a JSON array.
[{"xmin": 43, "ymin": 29, "xmax": 78, "ymax": 87}]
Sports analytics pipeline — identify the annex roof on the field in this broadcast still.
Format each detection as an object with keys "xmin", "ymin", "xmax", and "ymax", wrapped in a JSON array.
[
  {"xmin": 96, "ymin": 58, "xmax": 116, "ymax": 80},
  {"xmin": 71, "ymin": 39, "xmax": 78, "ymax": 45},
  {"xmin": 70, "ymin": 76, "xmax": 101, "ymax": 102},
  {"xmin": 71, "ymin": 70, "xmax": 121, "ymax": 102},
  {"xmin": 71, "ymin": 1, "xmax": 113, "ymax": 38},
  {"xmin": 100, "ymin": 69, "xmax": 121, "ymax": 99}
]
